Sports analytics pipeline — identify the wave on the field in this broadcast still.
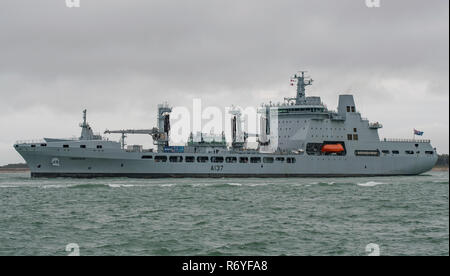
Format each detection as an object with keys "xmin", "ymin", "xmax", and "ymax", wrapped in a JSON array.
[
  {"xmin": 432, "ymin": 180, "xmax": 449, "ymax": 184},
  {"xmin": 227, "ymin": 182, "xmax": 242, "ymax": 186},
  {"xmin": 0, "ymin": 185, "xmax": 20, "ymax": 188},
  {"xmin": 247, "ymin": 183, "xmax": 268, "ymax": 187},
  {"xmin": 68, "ymin": 183, "xmax": 110, "ymax": 189},
  {"xmin": 107, "ymin": 184, "xmax": 142, "ymax": 188},
  {"xmin": 160, "ymin": 184, "xmax": 175, "ymax": 187},
  {"xmin": 357, "ymin": 181, "xmax": 386, "ymax": 187}
]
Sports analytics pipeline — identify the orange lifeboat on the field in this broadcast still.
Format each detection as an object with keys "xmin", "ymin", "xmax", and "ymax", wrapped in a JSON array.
[{"xmin": 321, "ymin": 144, "xmax": 344, "ymax": 153}]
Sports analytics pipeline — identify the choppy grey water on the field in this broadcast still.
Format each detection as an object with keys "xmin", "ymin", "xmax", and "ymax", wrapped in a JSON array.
[{"xmin": 0, "ymin": 171, "xmax": 448, "ymax": 256}]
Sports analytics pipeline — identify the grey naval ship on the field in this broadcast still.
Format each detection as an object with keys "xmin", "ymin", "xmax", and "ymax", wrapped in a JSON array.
[{"xmin": 15, "ymin": 72, "xmax": 438, "ymax": 178}]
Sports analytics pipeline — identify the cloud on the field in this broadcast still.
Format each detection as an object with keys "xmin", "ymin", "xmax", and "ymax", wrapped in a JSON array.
[{"xmin": 0, "ymin": 0, "xmax": 448, "ymax": 164}]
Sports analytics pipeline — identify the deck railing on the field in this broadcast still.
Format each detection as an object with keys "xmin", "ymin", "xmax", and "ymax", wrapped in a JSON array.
[
  {"xmin": 383, "ymin": 138, "xmax": 430, "ymax": 143},
  {"xmin": 15, "ymin": 139, "xmax": 46, "ymax": 144}
]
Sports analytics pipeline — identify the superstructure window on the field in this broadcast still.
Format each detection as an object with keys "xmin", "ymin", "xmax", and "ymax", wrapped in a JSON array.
[
  {"xmin": 239, "ymin": 157, "xmax": 248, "ymax": 163},
  {"xmin": 353, "ymin": 128, "xmax": 357, "ymax": 132},
  {"xmin": 225, "ymin": 157, "xmax": 237, "ymax": 163},
  {"xmin": 197, "ymin": 156, "xmax": 209, "ymax": 163},
  {"xmin": 405, "ymin": 150, "xmax": 414, "ymax": 155},
  {"xmin": 353, "ymin": 134, "xmax": 359, "ymax": 140},
  {"xmin": 211, "ymin": 156, "xmax": 224, "ymax": 163},
  {"xmin": 185, "ymin": 156, "xmax": 195, "ymax": 162},
  {"xmin": 31, "ymin": 144, "xmax": 36, "ymax": 148},
  {"xmin": 250, "ymin": 157, "xmax": 261, "ymax": 163},
  {"xmin": 80, "ymin": 145, "xmax": 86, "ymax": 148},
  {"xmin": 155, "ymin": 156, "xmax": 167, "ymax": 162},
  {"xmin": 351, "ymin": 106, "xmax": 355, "ymax": 112},
  {"xmin": 347, "ymin": 134, "xmax": 353, "ymax": 140},
  {"xmin": 96, "ymin": 145, "xmax": 102, "ymax": 149},
  {"xmin": 40, "ymin": 143, "xmax": 47, "ymax": 147},
  {"xmin": 141, "ymin": 155, "xmax": 153, "ymax": 159},
  {"xmin": 169, "ymin": 156, "xmax": 183, "ymax": 162},
  {"xmin": 263, "ymin": 157, "xmax": 274, "ymax": 163},
  {"xmin": 63, "ymin": 144, "xmax": 69, "ymax": 148},
  {"xmin": 355, "ymin": 150, "xmax": 380, "ymax": 157},
  {"xmin": 275, "ymin": 157, "xmax": 285, "ymax": 162},
  {"xmin": 346, "ymin": 106, "xmax": 351, "ymax": 112},
  {"xmin": 425, "ymin": 151, "xmax": 434, "ymax": 155},
  {"xmin": 287, "ymin": 157, "xmax": 296, "ymax": 163},
  {"xmin": 392, "ymin": 150, "xmax": 400, "ymax": 154},
  {"xmin": 382, "ymin": 150, "xmax": 390, "ymax": 154}
]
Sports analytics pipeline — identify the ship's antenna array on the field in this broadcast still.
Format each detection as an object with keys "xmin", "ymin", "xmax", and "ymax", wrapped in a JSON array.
[{"xmin": 290, "ymin": 71, "xmax": 313, "ymax": 105}]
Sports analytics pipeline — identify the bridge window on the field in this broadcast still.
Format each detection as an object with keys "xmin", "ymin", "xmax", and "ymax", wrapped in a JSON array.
[
  {"xmin": 185, "ymin": 156, "xmax": 195, "ymax": 162},
  {"xmin": 275, "ymin": 157, "xmax": 285, "ymax": 162},
  {"xmin": 353, "ymin": 134, "xmax": 359, "ymax": 140},
  {"xmin": 80, "ymin": 145, "xmax": 86, "ymax": 149},
  {"xmin": 425, "ymin": 151, "xmax": 434, "ymax": 155},
  {"xmin": 169, "ymin": 156, "xmax": 183, "ymax": 162},
  {"xmin": 405, "ymin": 150, "xmax": 414, "ymax": 155},
  {"xmin": 351, "ymin": 106, "xmax": 355, "ymax": 112},
  {"xmin": 226, "ymin": 157, "xmax": 237, "ymax": 163},
  {"xmin": 141, "ymin": 155, "xmax": 153, "ymax": 159},
  {"xmin": 347, "ymin": 134, "xmax": 353, "ymax": 140},
  {"xmin": 31, "ymin": 144, "xmax": 36, "ymax": 148},
  {"xmin": 211, "ymin": 156, "xmax": 224, "ymax": 163},
  {"xmin": 155, "ymin": 156, "xmax": 167, "ymax": 162},
  {"xmin": 382, "ymin": 150, "xmax": 390, "ymax": 154},
  {"xmin": 40, "ymin": 143, "xmax": 47, "ymax": 147},
  {"xmin": 63, "ymin": 144, "xmax": 69, "ymax": 148},
  {"xmin": 263, "ymin": 157, "xmax": 274, "ymax": 163},
  {"xmin": 197, "ymin": 156, "xmax": 209, "ymax": 163},
  {"xmin": 353, "ymin": 128, "xmax": 357, "ymax": 132},
  {"xmin": 392, "ymin": 150, "xmax": 400, "ymax": 154},
  {"xmin": 346, "ymin": 106, "xmax": 351, "ymax": 112}
]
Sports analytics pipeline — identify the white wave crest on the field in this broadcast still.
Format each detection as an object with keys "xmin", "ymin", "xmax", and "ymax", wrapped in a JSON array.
[
  {"xmin": 227, "ymin": 182, "xmax": 242, "ymax": 186},
  {"xmin": 108, "ymin": 184, "xmax": 137, "ymax": 188},
  {"xmin": 357, "ymin": 181, "xmax": 386, "ymax": 187}
]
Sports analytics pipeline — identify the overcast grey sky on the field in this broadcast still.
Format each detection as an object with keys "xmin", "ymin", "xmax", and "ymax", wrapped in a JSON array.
[{"xmin": 0, "ymin": 0, "xmax": 448, "ymax": 165}]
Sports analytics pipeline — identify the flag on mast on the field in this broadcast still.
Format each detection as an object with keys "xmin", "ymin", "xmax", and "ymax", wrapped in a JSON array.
[{"xmin": 414, "ymin": 129, "xmax": 424, "ymax": 136}]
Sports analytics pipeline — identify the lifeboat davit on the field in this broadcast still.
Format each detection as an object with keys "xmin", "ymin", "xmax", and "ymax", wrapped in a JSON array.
[{"xmin": 321, "ymin": 144, "xmax": 344, "ymax": 153}]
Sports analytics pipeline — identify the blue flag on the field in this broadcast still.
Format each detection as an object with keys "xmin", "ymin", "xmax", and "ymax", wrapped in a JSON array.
[{"xmin": 414, "ymin": 129, "xmax": 424, "ymax": 136}]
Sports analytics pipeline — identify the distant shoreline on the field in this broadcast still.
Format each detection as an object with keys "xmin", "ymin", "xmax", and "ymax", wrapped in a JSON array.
[
  {"xmin": 0, "ymin": 168, "xmax": 30, "ymax": 173},
  {"xmin": 432, "ymin": 166, "xmax": 449, "ymax": 172}
]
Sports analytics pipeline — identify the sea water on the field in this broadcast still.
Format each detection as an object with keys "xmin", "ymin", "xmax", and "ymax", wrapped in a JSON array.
[{"xmin": 0, "ymin": 171, "xmax": 448, "ymax": 256}]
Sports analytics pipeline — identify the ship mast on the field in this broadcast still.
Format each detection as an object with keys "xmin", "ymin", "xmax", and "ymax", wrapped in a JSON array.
[
  {"xmin": 292, "ymin": 71, "xmax": 313, "ymax": 105},
  {"xmin": 79, "ymin": 109, "xmax": 94, "ymax": 140}
]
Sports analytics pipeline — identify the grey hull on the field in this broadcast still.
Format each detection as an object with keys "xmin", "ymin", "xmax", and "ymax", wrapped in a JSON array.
[
  {"xmin": 30, "ymin": 172, "xmax": 424, "ymax": 178},
  {"xmin": 17, "ymin": 142, "xmax": 437, "ymax": 178}
]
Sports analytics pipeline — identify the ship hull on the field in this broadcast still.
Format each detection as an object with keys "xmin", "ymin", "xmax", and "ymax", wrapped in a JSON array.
[
  {"xmin": 16, "ymin": 142, "xmax": 438, "ymax": 178},
  {"xmin": 30, "ymin": 172, "xmax": 426, "ymax": 178}
]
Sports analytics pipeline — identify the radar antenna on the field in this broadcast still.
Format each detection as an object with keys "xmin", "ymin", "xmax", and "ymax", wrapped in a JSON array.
[{"xmin": 291, "ymin": 71, "xmax": 313, "ymax": 105}]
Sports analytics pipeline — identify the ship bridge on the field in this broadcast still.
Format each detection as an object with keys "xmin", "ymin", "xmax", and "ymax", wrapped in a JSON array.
[{"xmin": 258, "ymin": 71, "xmax": 386, "ymax": 153}]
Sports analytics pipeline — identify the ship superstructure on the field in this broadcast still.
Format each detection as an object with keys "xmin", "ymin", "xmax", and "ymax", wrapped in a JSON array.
[{"xmin": 14, "ymin": 72, "xmax": 438, "ymax": 177}]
